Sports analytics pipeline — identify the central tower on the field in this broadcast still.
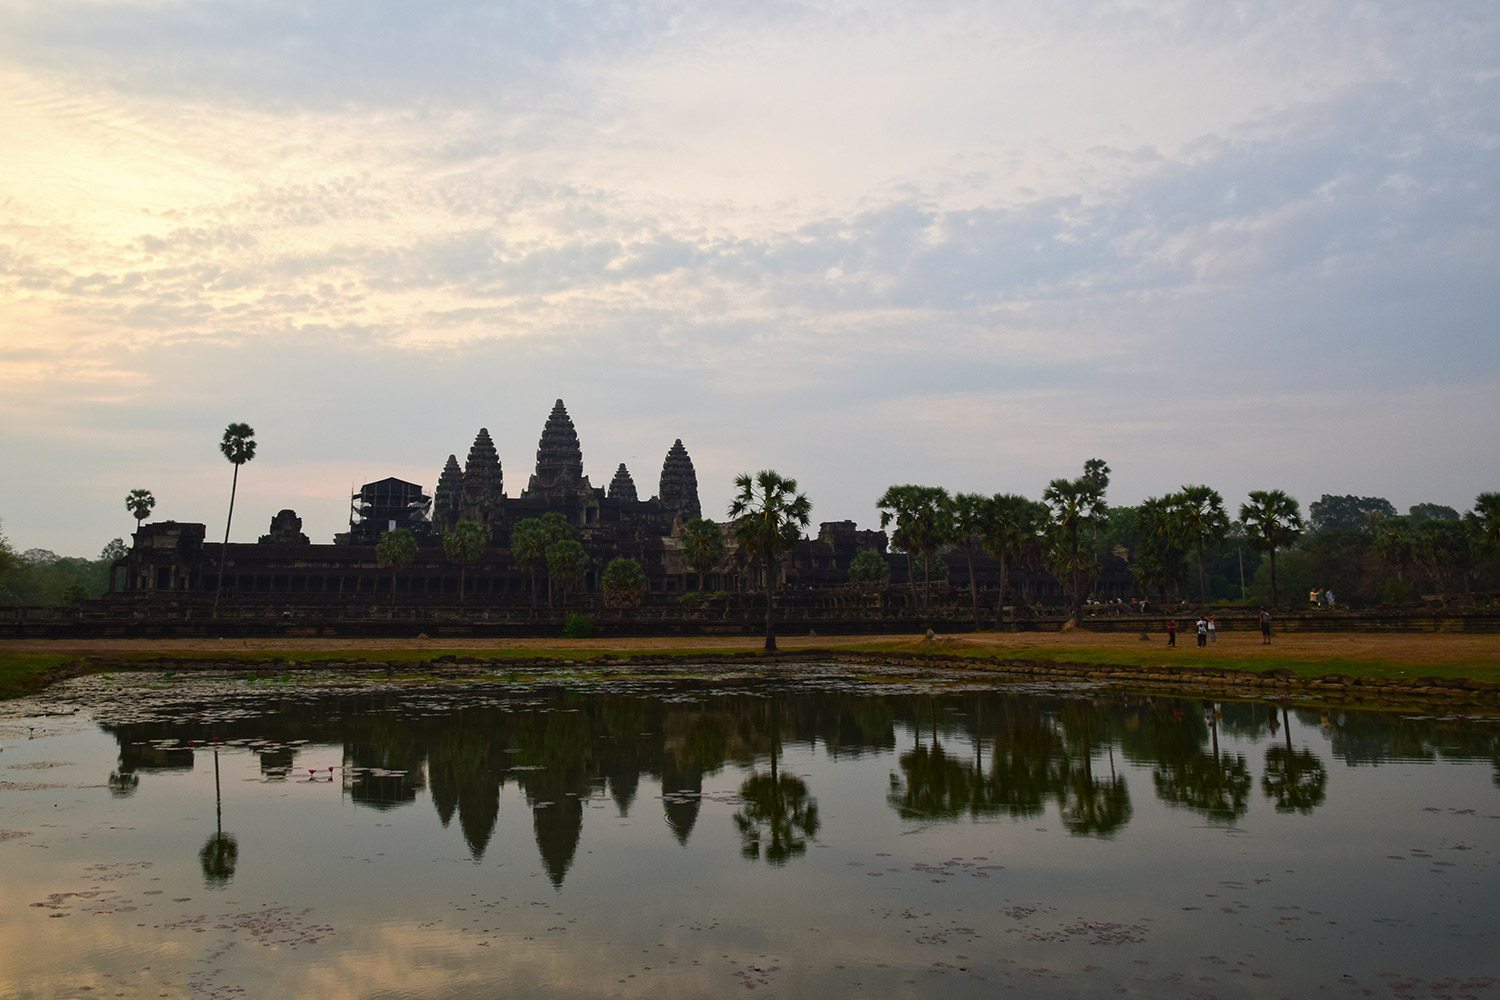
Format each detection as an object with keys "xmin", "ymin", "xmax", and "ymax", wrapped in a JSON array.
[{"xmin": 523, "ymin": 399, "xmax": 593, "ymax": 499}]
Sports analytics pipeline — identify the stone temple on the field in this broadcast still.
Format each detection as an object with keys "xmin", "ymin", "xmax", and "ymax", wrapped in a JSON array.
[{"xmin": 110, "ymin": 399, "xmax": 897, "ymax": 607}]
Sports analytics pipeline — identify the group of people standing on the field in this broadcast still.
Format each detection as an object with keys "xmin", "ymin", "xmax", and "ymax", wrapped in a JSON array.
[
  {"xmin": 1164, "ymin": 609, "xmax": 1275, "ymax": 646},
  {"xmin": 1165, "ymin": 615, "xmax": 1216, "ymax": 647}
]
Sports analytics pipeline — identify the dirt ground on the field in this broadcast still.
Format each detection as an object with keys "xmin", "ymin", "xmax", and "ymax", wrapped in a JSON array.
[{"xmin": 3, "ymin": 629, "xmax": 1497, "ymax": 670}]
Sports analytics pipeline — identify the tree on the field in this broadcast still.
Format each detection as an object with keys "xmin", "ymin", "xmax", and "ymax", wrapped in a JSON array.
[
  {"xmin": 950, "ymin": 492, "xmax": 988, "ymax": 628},
  {"xmin": 602, "ymin": 557, "xmax": 647, "ymax": 609},
  {"xmin": 1308, "ymin": 494, "xmax": 1395, "ymax": 534},
  {"xmin": 978, "ymin": 493, "xmax": 1046, "ymax": 628},
  {"xmin": 681, "ymin": 518, "xmax": 726, "ymax": 592},
  {"xmin": 441, "ymin": 520, "xmax": 486, "ymax": 602},
  {"xmin": 1472, "ymin": 493, "xmax": 1500, "ymax": 553},
  {"xmin": 375, "ymin": 528, "xmax": 418, "ymax": 604},
  {"xmin": 847, "ymin": 549, "xmax": 890, "ymax": 589},
  {"xmin": 510, "ymin": 519, "xmax": 549, "ymax": 606},
  {"xmin": 1042, "ymin": 471, "xmax": 1108, "ymax": 622},
  {"xmin": 125, "ymin": 489, "xmax": 156, "ymax": 532},
  {"xmin": 1239, "ymin": 490, "xmax": 1304, "ymax": 608},
  {"xmin": 212, "ymin": 422, "xmax": 256, "ymax": 618},
  {"xmin": 1408, "ymin": 503, "xmax": 1461, "ymax": 524},
  {"xmin": 1169, "ymin": 485, "xmax": 1230, "ymax": 603},
  {"xmin": 876, "ymin": 485, "xmax": 952, "ymax": 611},
  {"xmin": 545, "ymin": 539, "xmax": 590, "ymax": 606},
  {"xmin": 729, "ymin": 470, "xmax": 812, "ymax": 653},
  {"xmin": 1132, "ymin": 496, "xmax": 1187, "ymax": 600}
]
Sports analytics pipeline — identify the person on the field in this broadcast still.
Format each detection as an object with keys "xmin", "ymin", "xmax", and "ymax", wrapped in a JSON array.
[
  {"xmin": 1167, "ymin": 618, "xmax": 1177, "ymax": 647},
  {"xmin": 1207, "ymin": 615, "xmax": 1217, "ymax": 644},
  {"xmin": 1309, "ymin": 588, "xmax": 1321, "ymax": 607},
  {"xmin": 1195, "ymin": 616, "xmax": 1208, "ymax": 647},
  {"xmin": 1325, "ymin": 589, "xmax": 1336, "ymax": 609},
  {"xmin": 1259, "ymin": 606, "xmax": 1272, "ymax": 644}
]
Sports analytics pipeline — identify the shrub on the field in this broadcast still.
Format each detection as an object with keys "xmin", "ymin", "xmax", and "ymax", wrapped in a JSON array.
[{"xmin": 562, "ymin": 612, "xmax": 594, "ymax": 638}]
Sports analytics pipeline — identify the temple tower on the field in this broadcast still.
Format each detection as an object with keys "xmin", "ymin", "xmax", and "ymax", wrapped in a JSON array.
[
  {"xmin": 524, "ymin": 399, "xmax": 592, "ymax": 498},
  {"xmin": 658, "ymin": 439, "xmax": 701, "ymax": 520},
  {"xmin": 608, "ymin": 463, "xmax": 638, "ymax": 502},
  {"xmin": 433, "ymin": 454, "xmax": 464, "ymax": 532},
  {"xmin": 461, "ymin": 428, "xmax": 504, "ymax": 524}
]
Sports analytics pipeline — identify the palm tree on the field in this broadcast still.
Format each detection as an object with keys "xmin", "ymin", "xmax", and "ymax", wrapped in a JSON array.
[
  {"xmin": 1472, "ymin": 493, "xmax": 1500, "ymax": 553},
  {"xmin": 1042, "ymin": 474, "xmax": 1108, "ymax": 622},
  {"xmin": 876, "ymin": 485, "xmax": 952, "ymax": 611},
  {"xmin": 375, "ymin": 528, "xmax": 418, "ymax": 605},
  {"xmin": 1133, "ymin": 495, "xmax": 1187, "ymax": 600},
  {"xmin": 1238, "ymin": 490, "xmax": 1304, "ymax": 608},
  {"xmin": 978, "ymin": 493, "xmax": 1045, "ymax": 628},
  {"xmin": 545, "ymin": 538, "xmax": 590, "ymax": 606},
  {"xmin": 1170, "ymin": 485, "xmax": 1230, "ymax": 603},
  {"xmin": 212, "ymin": 423, "xmax": 256, "ymax": 618},
  {"xmin": 729, "ymin": 470, "xmax": 812, "ymax": 653},
  {"xmin": 441, "ymin": 520, "xmax": 486, "ymax": 602},
  {"xmin": 124, "ymin": 488, "xmax": 156, "ymax": 532},
  {"xmin": 950, "ymin": 493, "xmax": 988, "ymax": 629},
  {"xmin": 681, "ymin": 517, "xmax": 726, "ymax": 593}
]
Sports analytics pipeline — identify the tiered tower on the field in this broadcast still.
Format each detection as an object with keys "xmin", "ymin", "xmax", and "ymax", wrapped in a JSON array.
[
  {"xmin": 524, "ymin": 400, "xmax": 592, "ymax": 498},
  {"xmin": 658, "ymin": 439, "xmax": 701, "ymax": 520},
  {"xmin": 608, "ymin": 463, "xmax": 638, "ymax": 502},
  {"xmin": 432, "ymin": 454, "xmax": 464, "ymax": 532},
  {"xmin": 461, "ymin": 428, "xmax": 504, "ymax": 524}
]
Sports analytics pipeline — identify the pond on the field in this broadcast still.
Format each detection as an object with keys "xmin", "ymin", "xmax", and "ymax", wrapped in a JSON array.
[{"xmin": 2, "ymin": 665, "xmax": 1498, "ymax": 999}]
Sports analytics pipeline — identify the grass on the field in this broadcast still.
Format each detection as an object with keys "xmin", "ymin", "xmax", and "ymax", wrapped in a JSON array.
[{"xmin": 1, "ymin": 629, "xmax": 1497, "ymax": 700}]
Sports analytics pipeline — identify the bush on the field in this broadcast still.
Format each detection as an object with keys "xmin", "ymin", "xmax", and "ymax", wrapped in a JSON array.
[{"xmin": 562, "ymin": 612, "xmax": 594, "ymax": 638}]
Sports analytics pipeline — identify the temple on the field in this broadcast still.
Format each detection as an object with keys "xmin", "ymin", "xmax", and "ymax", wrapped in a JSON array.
[{"xmin": 102, "ymin": 398, "xmax": 1120, "ymax": 625}]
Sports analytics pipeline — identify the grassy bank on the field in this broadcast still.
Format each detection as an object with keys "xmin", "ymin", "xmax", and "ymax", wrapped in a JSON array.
[{"xmin": 2, "ymin": 630, "xmax": 1497, "ymax": 701}]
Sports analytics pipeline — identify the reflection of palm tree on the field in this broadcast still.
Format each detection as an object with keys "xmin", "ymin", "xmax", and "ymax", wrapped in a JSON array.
[
  {"xmin": 1059, "ymin": 754, "xmax": 1132, "ymax": 836},
  {"xmin": 1262, "ymin": 708, "xmax": 1328, "ymax": 813},
  {"xmin": 733, "ymin": 740, "xmax": 819, "ymax": 865},
  {"xmin": 1152, "ymin": 710, "xmax": 1252, "ymax": 824},
  {"xmin": 200, "ymin": 747, "xmax": 238, "ymax": 886},
  {"xmin": 107, "ymin": 770, "xmax": 139, "ymax": 797}
]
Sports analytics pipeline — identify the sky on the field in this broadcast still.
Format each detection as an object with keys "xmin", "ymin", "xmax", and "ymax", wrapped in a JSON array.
[{"xmin": 2, "ymin": 0, "xmax": 1497, "ymax": 557}]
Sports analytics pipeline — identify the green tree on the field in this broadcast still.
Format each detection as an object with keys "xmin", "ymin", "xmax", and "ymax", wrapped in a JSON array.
[
  {"xmin": 847, "ymin": 549, "xmax": 890, "ymax": 589},
  {"xmin": 876, "ymin": 485, "xmax": 952, "ymax": 611},
  {"xmin": 375, "ymin": 528, "xmax": 418, "ymax": 604},
  {"xmin": 950, "ymin": 492, "xmax": 988, "ymax": 628},
  {"xmin": 729, "ymin": 470, "xmax": 812, "ymax": 653},
  {"xmin": 1308, "ymin": 494, "xmax": 1395, "ymax": 534},
  {"xmin": 602, "ymin": 556, "xmax": 647, "ymax": 609},
  {"xmin": 1132, "ymin": 495, "xmax": 1188, "ymax": 600},
  {"xmin": 545, "ymin": 539, "xmax": 590, "ymax": 606},
  {"xmin": 510, "ymin": 519, "xmax": 549, "ymax": 607},
  {"xmin": 681, "ymin": 517, "xmax": 726, "ymax": 592},
  {"xmin": 1042, "ymin": 471, "xmax": 1108, "ymax": 622},
  {"xmin": 1239, "ymin": 490, "xmax": 1304, "ymax": 609},
  {"xmin": 1472, "ymin": 493, "xmax": 1500, "ymax": 552},
  {"xmin": 978, "ymin": 493, "xmax": 1046, "ymax": 627},
  {"xmin": 1170, "ymin": 485, "xmax": 1230, "ymax": 603},
  {"xmin": 213, "ymin": 422, "xmax": 257, "ymax": 618},
  {"xmin": 441, "ymin": 520, "xmax": 486, "ymax": 602},
  {"xmin": 1408, "ymin": 503, "xmax": 1461, "ymax": 524},
  {"xmin": 125, "ymin": 488, "xmax": 156, "ymax": 532}
]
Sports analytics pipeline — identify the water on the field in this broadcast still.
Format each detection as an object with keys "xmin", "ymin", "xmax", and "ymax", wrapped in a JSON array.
[{"xmin": 2, "ymin": 666, "xmax": 1498, "ymax": 999}]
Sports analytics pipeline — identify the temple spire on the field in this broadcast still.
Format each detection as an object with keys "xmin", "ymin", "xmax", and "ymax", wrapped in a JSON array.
[
  {"xmin": 608, "ymin": 463, "xmax": 638, "ymax": 502},
  {"xmin": 658, "ymin": 439, "xmax": 701, "ymax": 520}
]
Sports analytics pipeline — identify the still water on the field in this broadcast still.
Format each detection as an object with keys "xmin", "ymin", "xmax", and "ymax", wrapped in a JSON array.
[{"xmin": 2, "ymin": 666, "xmax": 1497, "ymax": 999}]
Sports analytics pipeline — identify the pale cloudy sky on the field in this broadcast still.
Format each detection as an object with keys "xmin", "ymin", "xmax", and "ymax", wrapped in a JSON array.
[{"xmin": 2, "ymin": 0, "xmax": 1496, "ymax": 556}]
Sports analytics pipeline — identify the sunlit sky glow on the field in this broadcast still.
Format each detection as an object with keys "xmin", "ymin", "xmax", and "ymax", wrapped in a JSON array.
[{"xmin": 2, "ymin": 1, "xmax": 1496, "ymax": 555}]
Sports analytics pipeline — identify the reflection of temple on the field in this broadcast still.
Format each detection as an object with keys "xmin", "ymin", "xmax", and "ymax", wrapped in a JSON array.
[{"xmin": 91, "ymin": 685, "xmax": 1495, "ymax": 885}]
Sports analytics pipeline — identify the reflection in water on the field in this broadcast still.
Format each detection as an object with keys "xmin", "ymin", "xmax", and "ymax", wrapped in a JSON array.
[
  {"xmin": 200, "ymin": 746, "xmax": 238, "ymax": 887},
  {"xmin": 91, "ymin": 681, "xmax": 1500, "ymax": 886}
]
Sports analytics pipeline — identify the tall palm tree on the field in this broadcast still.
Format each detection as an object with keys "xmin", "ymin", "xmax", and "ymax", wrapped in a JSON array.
[
  {"xmin": 950, "ymin": 493, "xmax": 988, "ymax": 629},
  {"xmin": 1133, "ymin": 495, "xmax": 1187, "ymax": 600},
  {"xmin": 1238, "ymin": 489, "xmax": 1304, "ymax": 609},
  {"xmin": 1472, "ymin": 493, "xmax": 1500, "ymax": 552},
  {"xmin": 978, "ymin": 493, "xmax": 1046, "ymax": 628},
  {"xmin": 125, "ymin": 488, "xmax": 156, "ymax": 532},
  {"xmin": 876, "ymin": 485, "xmax": 952, "ymax": 611},
  {"xmin": 681, "ymin": 517, "xmax": 726, "ymax": 593},
  {"xmin": 1171, "ymin": 485, "xmax": 1230, "ymax": 603},
  {"xmin": 441, "ymin": 520, "xmax": 487, "ymax": 603},
  {"xmin": 212, "ymin": 423, "xmax": 256, "ymax": 618},
  {"xmin": 375, "ymin": 528, "xmax": 418, "ymax": 605},
  {"xmin": 729, "ymin": 470, "xmax": 811, "ymax": 653},
  {"xmin": 1042, "ymin": 474, "xmax": 1108, "ymax": 622}
]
